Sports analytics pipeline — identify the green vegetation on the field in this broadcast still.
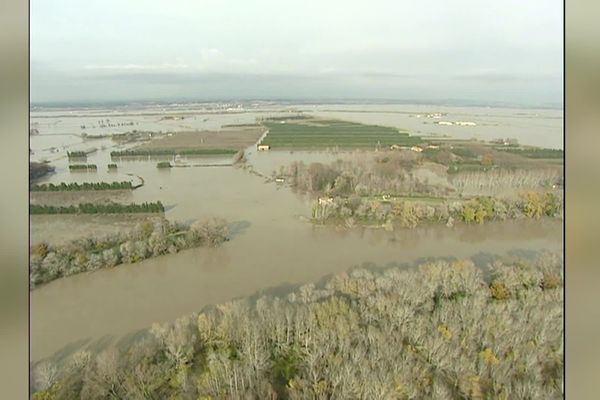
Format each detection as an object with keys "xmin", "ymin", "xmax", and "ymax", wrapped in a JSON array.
[
  {"xmin": 311, "ymin": 192, "xmax": 562, "ymax": 229},
  {"xmin": 156, "ymin": 161, "xmax": 171, "ymax": 168},
  {"xmin": 69, "ymin": 164, "xmax": 97, "ymax": 171},
  {"xmin": 111, "ymin": 149, "xmax": 237, "ymax": 157},
  {"xmin": 495, "ymin": 147, "xmax": 564, "ymax": 159},
  {"xmin": 30, "ymin": 218, "xmax": 229, "ymax": 288},
  {"xmin": 32, "ymin": 253, "xmax": 563, "ymax": 398},
  {"xmin": 30, "ymin": 201, "xmax": 164, "ymax": 215},
  {"xmin": 107, "ymin": 163, "xmax": 118, "ymax": 170},
  {"xmin": 260, "ymin": 118, "xmax": 422, "ymax": 149},
  {"xmin": 67, "ymin": 151, "xmax": 87, "ymax": 159},
  {"xmin": 31, "ymin": 181, "xmax": 133, "ymax": 192}
]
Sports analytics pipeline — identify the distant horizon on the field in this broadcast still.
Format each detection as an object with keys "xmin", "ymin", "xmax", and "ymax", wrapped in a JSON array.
[
  {"xmin": 29, "ymin": 96, "xmax": 563, "ymax": 111},
  {"xmin": 31, "ymin": 0, "xmax": 562, "ymax": 109}
]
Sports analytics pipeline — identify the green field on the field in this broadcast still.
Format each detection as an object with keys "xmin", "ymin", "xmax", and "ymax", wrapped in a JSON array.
[
  {"xmin": 493, "ymin": 147, "xmax": 564, "ymax": 159},
  {"xmin": 259, "ymin": 118, "xmax": 422, "ymax": 149}
]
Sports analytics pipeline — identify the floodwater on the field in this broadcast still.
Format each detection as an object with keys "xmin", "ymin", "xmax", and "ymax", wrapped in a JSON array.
[
  {"xmin": 29, "ymin": 103, "xmax": 564, "ymax": 362},
  {"xmin": 298, "ymin": 104, "xmax": 563, "ymax": 149}
]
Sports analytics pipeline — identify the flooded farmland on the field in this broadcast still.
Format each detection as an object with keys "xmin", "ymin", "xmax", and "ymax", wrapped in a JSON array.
[{"xmin": 30, "ymin": 103, "xmax": 563, "ymax": 362}]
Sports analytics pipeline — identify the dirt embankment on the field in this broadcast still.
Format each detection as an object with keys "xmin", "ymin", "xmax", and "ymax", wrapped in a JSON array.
[
  {"xmin": 135, "ymin": 127, "xmax": 266, "ymax": 151},
  {"xmin": 30, "ymin": 190, "xmax": 134, "ymax": 207},
  {"xmin": 30, "ymin": 214, "xmax": 163, "ymax": 246}
]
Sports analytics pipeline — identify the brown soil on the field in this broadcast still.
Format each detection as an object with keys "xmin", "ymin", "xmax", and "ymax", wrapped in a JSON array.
[
  {"xmin": 30, "ymin": 214, "xmax": 163, "ymax": 246},
  {"xmin": 136, "ymin": 127, "xmax": 266, "ymax": 151},
  {"xmin": 30, "ymin": 190, "xmax": 134, "ymax": 207}
]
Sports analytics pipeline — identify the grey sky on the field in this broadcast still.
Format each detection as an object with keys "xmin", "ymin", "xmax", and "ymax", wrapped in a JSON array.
[{"xmin": 31, "ymin": 0, "xmax": 563, "ymax": 106}]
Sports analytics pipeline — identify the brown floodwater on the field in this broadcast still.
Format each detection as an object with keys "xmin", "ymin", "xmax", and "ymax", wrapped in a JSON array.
[
  {"xmin": 30, "ymin": 104, "xmax": 563, "ymax": 363},
  {"xmin": 31, "ymin": 163, "xmax": 562, "ymax": 362}
]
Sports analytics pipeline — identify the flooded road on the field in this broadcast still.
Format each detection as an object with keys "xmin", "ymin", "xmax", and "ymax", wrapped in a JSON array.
[{"xmin": 30, "ymin": 103, "xmax": 563, "ymax": 362}]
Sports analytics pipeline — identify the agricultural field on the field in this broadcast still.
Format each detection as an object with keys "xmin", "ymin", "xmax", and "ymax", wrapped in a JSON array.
[
  {"xmin": 259, "ymin": 117, "xmax": 423, "ymax": 149},
  {"xmin": 130, "ymin": 127, "xmax": 266, "ymax": 153}
]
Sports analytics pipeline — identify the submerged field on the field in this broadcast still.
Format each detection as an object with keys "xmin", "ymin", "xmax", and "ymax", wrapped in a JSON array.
[
  {"xmin": 259, "ymin": 117, "xmax": 423, "ymax": 149},
  {"xmin": 132, "ymin": 127, "xmax": 265, "ymax": 152}
]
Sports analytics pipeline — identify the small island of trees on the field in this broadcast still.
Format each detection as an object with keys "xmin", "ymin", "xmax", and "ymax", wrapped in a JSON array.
[{"xmin": 30, "ymin": 217, "xmax": 229, "ymax": 288}]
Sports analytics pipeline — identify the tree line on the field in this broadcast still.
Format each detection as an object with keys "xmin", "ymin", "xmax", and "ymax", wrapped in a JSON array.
[
  {"xmin": 30, "ymin": 217, "xmax": 229, "ymax": 288},
  {"xmin": 279, "ymin": 154, "xmax": 562, "ymax": 200},
  {"xmin": 32, "ymin": 252, "xmax": 563, "ymax": 399},
  {"xmin": 69, "ymin": 164, "xmax": 97, "ymax": 171},
  {"xmin": 111, "ymin": 149, "xmax": 237, "ymax": 157},
  {"xmin": 30, "ymin": 201, "xmax": 164, "ymax": 215},
  {"xmin": 67, "ymin": 151, "xmax": 87, "ymax": 159},
  {"xmin": 311, "ymin": 192, "xmax": 563, "ymax": 229},
  {"xmin": 31, "ymin": 181, "xmax": 133, "ymax": 192}
]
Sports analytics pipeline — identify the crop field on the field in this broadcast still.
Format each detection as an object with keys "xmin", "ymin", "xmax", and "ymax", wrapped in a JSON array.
[{"xmin": 259, "ymin": 118, "xmax": 422, "ymax": 149}]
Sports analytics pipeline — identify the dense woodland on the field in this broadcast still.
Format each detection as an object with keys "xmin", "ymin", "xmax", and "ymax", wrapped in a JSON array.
[
  {"xmin": 278, "ymin": 151, "xmax": 561, "ymax": 199},
  {"xmin": 32, "ymin": 252, "xmax": 563, "ymax": 399},
  {"xmin": 31, "ymin": 181, "xmax": 133, "ymax": 192},
  {"xmin": 30, "ymin": 217, "xmax": 229, "ymax": 288},
  {"xmin": 30, "ymin": 202, "xmax": 164, "ymax": 215}
]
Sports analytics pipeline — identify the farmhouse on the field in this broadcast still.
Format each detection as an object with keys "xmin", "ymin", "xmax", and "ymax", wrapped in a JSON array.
[
  {"xmin": 257, "ymin": 144, "xmax": 270, "ymax": 151},
  {"xmin": 318, "ymin": 197, "xmax": 334, "ymax": 205},
  {"xmin": 455, "ymin": 121, "xmax": 477, "ymax": 126},
  {"xmin": 411, "ymin": 146, "xmax": 423, "ymax": 153},
  {"xmin": 437, "ymin": 121, "xmax": 453, "ymax": 126},
  {"xmin": 390, "ymin": 144, "xmax": 409, "ymax": 151}
]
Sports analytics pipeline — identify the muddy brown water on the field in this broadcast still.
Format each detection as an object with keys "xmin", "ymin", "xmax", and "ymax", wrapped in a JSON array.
[
  {"xmin": 30, "ymin": 105, "xmax": 563, "ymax": 363},
  {"xmin": 31, "ymin": 163, "xmax": 562, "ymax": 362}
]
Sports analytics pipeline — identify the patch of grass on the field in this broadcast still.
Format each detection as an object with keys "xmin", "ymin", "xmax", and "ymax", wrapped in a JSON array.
[
  {"xmin": 494, "ymin": 147, "xmax": 564, "ymax": 159},
  {"xmin": 260, "ymin": 118, "xmax": 422, "ymax": 149}
]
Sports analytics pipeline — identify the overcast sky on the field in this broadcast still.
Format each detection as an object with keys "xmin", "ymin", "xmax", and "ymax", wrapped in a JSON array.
[{"xmin": 31, "ymin": 0, "xmax": 563, "ymax": 106}]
